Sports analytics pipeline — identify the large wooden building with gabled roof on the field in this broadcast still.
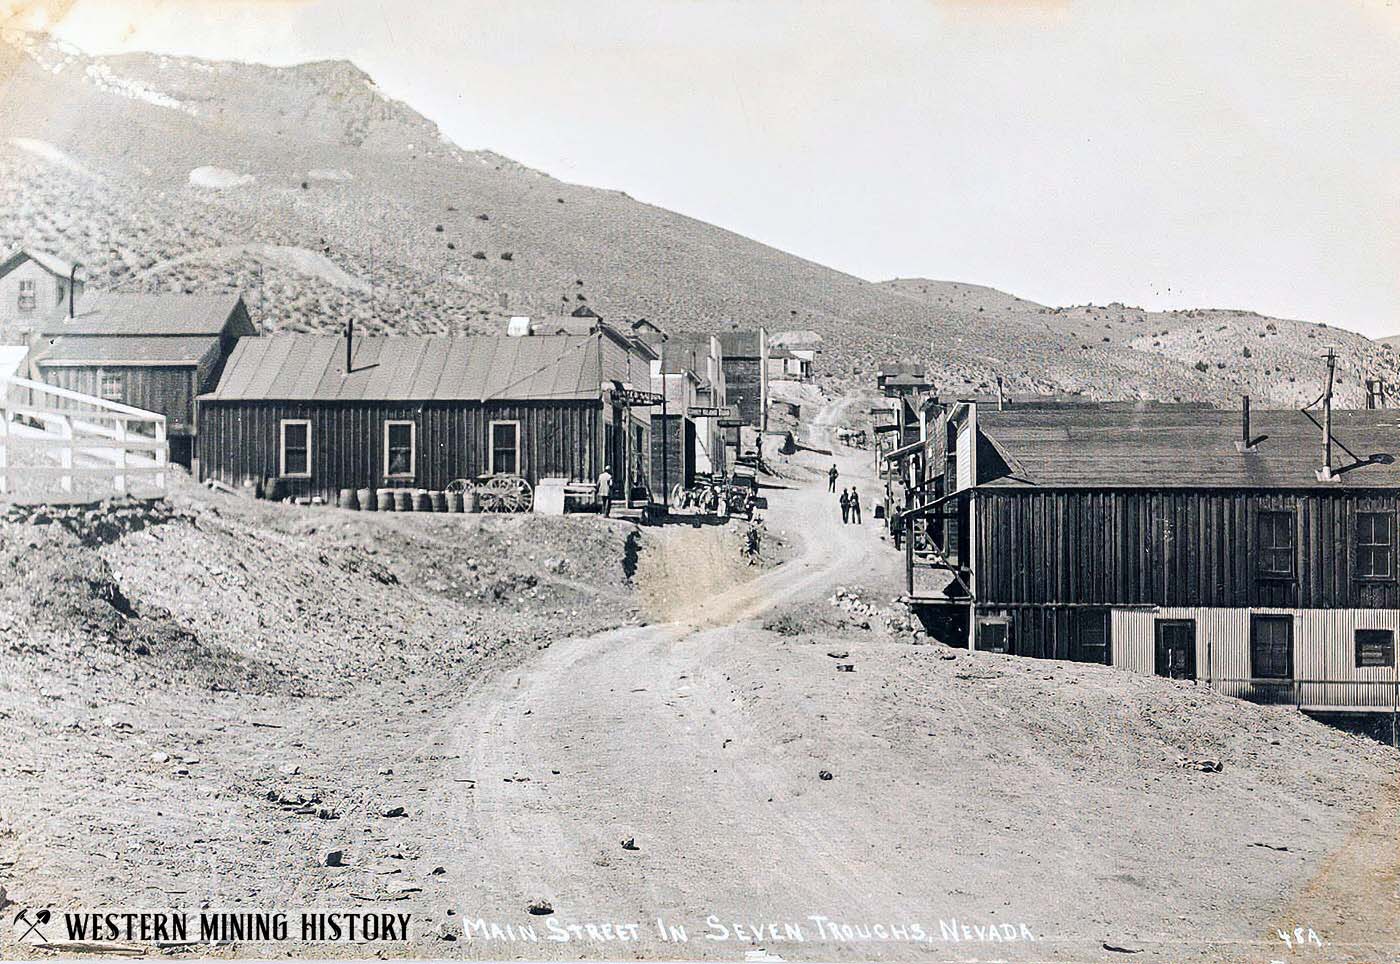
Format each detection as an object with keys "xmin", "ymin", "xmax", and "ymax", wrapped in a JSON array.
[
  {"xmin": 906, "ymin": 400, "xmax": 1400, "ymax": 713},
  {"xmin": 196, "ymin": 327, "xmax": 656, "ymax": 503}
]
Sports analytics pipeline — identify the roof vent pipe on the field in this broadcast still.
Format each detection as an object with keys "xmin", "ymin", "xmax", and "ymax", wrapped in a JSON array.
[
  {"xmin": 345, "ymin": 316, "xmax": 353, "ymax": 375},
  {"xmin": 1316, "ymin": 348, "xmax": 1338, "ymax": 482},
  {"xmin": 1236, "ymin": 395, "xmax": 1256, "ymax": 453}
]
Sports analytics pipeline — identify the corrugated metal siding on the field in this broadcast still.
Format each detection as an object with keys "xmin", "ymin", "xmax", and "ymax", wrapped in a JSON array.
[
  {"xmin": 197, "ymin": 399, "xmax": 601, "ymax": 501},
  {"xmin": 1111, "ymin": 607, "xmax": 1400, "ymax": 709},
  {"xmin": 976, "ymin": 489, "xmax": 1400, "ymax": 609}
]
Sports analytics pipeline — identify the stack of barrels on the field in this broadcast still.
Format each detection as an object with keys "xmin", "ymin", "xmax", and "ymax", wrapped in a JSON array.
[{"xmin": 336, "ymin": 488, "xmax": 479, "ymax": 513}]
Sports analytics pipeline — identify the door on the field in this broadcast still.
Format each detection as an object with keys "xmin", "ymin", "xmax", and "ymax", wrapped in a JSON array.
[{"xmin": 1154, "ymin": 619, "xmax": 1196, "ymax": 680}]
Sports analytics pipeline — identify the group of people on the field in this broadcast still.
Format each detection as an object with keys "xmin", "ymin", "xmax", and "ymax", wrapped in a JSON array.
[{"xmin": 827, "ymin": 464, "xmax": 862, "ymax": 524}]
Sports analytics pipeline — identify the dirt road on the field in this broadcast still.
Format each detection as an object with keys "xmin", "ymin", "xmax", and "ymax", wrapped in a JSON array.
[{"xmin": 432, "ymin": 431, "xmax": 919, "ymax": 958}]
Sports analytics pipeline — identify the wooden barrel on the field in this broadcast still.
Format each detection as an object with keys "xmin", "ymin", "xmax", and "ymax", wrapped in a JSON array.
[
  {"xmin": 464, "ymin": 490, "xmax": 481, "ymax": 513},
  {"xmin": 429, "ymin": 490, "xmax": 447, "ymax": 513},
  {"xmin": 446, "ymin": 491, "xmax": 464, "ymax": 513},
  {"xmin": 394, "ymin": 489, "xmax": 413, "ymax": 512},
  {"xmin": 266, "ymin": 478, "xmax": 285, "ymax": 502},
  {"xmin": 376, "ymin": 488, "xmax": 395, "ymax": 511},
  {"xmin": 413, "ymin": 490, "xmax": 433, "ymax": 513},
  {"xmin": 357, "ymin": 487, "xmax": 374, "ymax": 511},
  {"xmin": 338, "ymin": 488, "xmax": 358, "ymax": 510}
]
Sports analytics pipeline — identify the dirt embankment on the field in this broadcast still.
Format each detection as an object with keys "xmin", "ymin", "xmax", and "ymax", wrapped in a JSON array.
[{"xmin": 0, "ymin": 477, "xmax": 780, "ymax": 936}]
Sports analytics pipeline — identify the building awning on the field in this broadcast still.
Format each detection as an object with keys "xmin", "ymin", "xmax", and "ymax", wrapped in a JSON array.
[
  {"xmin": 899, "ymin": 487, "xmax": 963, "ymax": 519},
  {"xmin": 873, "ymin": 424, "xmax": 901, "ymax": 434},
  {"xmin": 882, "ymin": 439, "xmax": 925, "ymax": 462}
]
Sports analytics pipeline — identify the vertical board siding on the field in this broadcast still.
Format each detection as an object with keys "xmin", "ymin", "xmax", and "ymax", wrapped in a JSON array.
[
  {"xmin": 41, "ymin": 366, "xmax": 197, "ymax": 433},
  {"xmin": 198, "ymin": 400, "xmax": 600, "ymax": 501},
  {"xmin": 976, "ymin": 489, "xmax": 1400, "ymax": 610}
]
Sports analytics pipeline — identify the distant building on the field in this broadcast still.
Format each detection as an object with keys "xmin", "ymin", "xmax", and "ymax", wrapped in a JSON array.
[
  {"xmin": 0, "ymin": 248, "xmax": 83, "ymax": 344},
  {"xmin": 27, "ymin": 292, "xmax": 255, "ymax": 466},
  {"xmin": 769, "ymin": 330, "xmax": 821, "ymax": 380},
  {"xmin": 649, "ymin": 333, "xmax": 729, "ymax": 496},
  {"xmin": 197, "ymin": 328, "xmax": 657, "ymax": 503},
  {"xmin": 715, "ymin": 328, "xmax": 769, "ymax": 430},
  {"xmin": 906, "ymin": 400, "xmax": 1400, "ymax": 714}
]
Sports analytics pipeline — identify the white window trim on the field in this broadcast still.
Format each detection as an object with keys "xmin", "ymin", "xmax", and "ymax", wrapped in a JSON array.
[
  {"xmin": 383, "ymin": 420, "xmax": 416, "ymax": 479},
  {"xmin": 488, "ymin": 419, "xmax": 521, "ymax": 475},
  {"xmin": 279, "ymin": 418, "xmax": 312, "ymax": 478},
  {"xmin": 98, "ymin": 369, "xmax": 124, "ymax": 402}
]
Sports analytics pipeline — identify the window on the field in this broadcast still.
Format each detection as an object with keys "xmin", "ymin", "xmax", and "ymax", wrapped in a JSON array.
[
  {"xmin": 1356, "ymin": 629, "xmax": 1395, "ymax": 668},
  {"xmin": 1250, "ymin": 615, "xmax": 1293, "ymax": 679},
  {"xmin": 977, "ymin": 619, "xmax": 1009, "ymax": 654},
  {"xmin": 99, "ymin": 371, "xmax": 123, "ymax": 402},
  {"xmin": 279, "ymin": 419, "xmax": 311, "ymax": 478},
  {"xmin": 16, "ymin": 279, "xmax": 35, "ymax": 312},
  {"xmin": 1071, "ymin": 608, "xmax": 1111, "ymax": 665},
  {"xmin": 489, "ymin": 420, "xmax": 519, "ymax": 475},
  {"xmin": 383, "ymin": 421, "xmax": 415, "ymax": 478},
  {"xmin": 1256, "ymin": 510, "xmax": 1295, "ymax": 578},
  {"xmin": 1356, "ymin": 512, "xmax": 1395, "ymax": 580}
]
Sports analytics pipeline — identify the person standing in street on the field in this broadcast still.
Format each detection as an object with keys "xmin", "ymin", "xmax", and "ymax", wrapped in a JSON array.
[
  {"xmin": 828, "ymin": 464, "xmax": 839, "ymax": 492},
  {"xmin": 851, "ymin": 485, "xmax": 862, "ymax": 524},
  {"xmin": 839, "ymin": 487, "xmax": 850, "ymax": 524},
  {"xmin": 597, "ymin": 465, "xmax": 614, "ymax": 517}
]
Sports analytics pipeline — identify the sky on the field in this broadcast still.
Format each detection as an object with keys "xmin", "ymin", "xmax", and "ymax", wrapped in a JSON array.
[{"xmin": 8, "ymin": 0, "xmax": 1400, "ymax": 335}]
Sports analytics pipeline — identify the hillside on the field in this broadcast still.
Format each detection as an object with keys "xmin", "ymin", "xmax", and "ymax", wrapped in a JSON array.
[{"xmin": 1, "ymin": 30, "xmax": 1396, "ymax": 407}]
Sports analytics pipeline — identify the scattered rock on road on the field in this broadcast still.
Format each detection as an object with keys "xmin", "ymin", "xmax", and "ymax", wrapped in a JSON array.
[
  {"xmin": 526, "ymin": 898, "xmax": 553, "ymax": 916},
  {"xmin": 620, "ymin": 837, "xmax": 639, "ymax": 851},
  {"xmin": 818, "ymin": 770, "xmax": 834, "ymax": 781},
  {"xmin": 322, "ymin": 849, "xmax": 345, "ymax": 867},
  {"xmin": 381, "ymin": 805, "xmax": 406, "ymax": 817}
]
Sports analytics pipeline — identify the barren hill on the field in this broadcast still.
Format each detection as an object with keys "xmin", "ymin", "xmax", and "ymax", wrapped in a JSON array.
[{"xmin": 1, "ymin": 31, "xmax": 1395, "ymax": 406}]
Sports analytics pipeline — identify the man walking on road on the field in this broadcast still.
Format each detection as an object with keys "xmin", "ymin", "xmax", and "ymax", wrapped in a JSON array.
[
  {"xmin": 839, "ymin": 487, "xmax": 850, "ymax": 524},
  {"xmin": 828, "ymin": 464, "xmax": 839, "ymax": 492},
  {"xmin": 851, "ymin": 486, "xmax": 862, "ymax": 524},
  {"xmin": 597, "ymin": 465, "xmax": 614, "ymax": 517}
]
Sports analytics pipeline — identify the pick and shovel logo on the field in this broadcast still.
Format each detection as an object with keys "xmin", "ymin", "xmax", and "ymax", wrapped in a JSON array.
[{"xmin": 14, "ymin": 909, "xmax": 52, "ymax": 943}]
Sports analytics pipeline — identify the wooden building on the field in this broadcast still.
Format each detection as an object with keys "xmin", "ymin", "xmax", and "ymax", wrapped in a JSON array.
[
  {"xmin": 904, "ymin": 401, "xmax": 1400, "ymax": 712},
  {"xmin": 197, "ymin": 328, "xmax": 656, "ymax": 503},
  {"xmin": 0, "ymin": 248, "xmax": 83, "ymax": 344},
  {"xmin": 715, "ymin": 328, "xmax": 769, "ymax": 430},
  {"xmin": 26, "ymin": 292, "xmax": 254, "ymax": 466}
]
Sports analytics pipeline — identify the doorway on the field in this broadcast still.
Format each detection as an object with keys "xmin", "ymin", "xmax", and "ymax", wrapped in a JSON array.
[{"xmin": 1154, "ymin": 619, "xmax": 1196, "ymax": 681}]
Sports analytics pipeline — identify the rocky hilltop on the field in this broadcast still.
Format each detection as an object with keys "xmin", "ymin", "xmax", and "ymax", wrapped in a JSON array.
[{"xmin": 1, "ymin": 31, "xmax": 1394, "ymax": 406}]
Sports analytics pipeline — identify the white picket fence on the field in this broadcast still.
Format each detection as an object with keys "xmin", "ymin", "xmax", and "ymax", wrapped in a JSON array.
[{"xmin": 0, "ymin": 376, "xmax": 168, "ymax": 503}]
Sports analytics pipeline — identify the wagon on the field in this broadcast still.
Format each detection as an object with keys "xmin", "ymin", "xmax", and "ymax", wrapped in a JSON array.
[{"xmin": 444, "ymin": 475, "xmax": 534, "ymax": 512}]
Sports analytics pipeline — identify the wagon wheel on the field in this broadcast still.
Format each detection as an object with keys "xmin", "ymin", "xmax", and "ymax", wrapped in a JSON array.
[
  {"xmin": 444, "ymin": 478, "xmax": 472, "ymax": 495},
  {"xmin": 479, "ymin": 475, "xmax": 532, "ymax": 512}
]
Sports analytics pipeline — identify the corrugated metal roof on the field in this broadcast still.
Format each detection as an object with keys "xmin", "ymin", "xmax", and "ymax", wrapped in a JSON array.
[
  {"xmin": 977, "ymin": 407, "xmax": 1400, "ymax": 489},
  {"xmin": 202, "ymin": 334, "xmax": 606, "ymax": 402},
  {"xmin": 37, "ymin": 335, "xmax": 220, "ymax": 365},
  {"xmin": 41, "ymin": 292, "xmax": 246, "ymax": 336}
]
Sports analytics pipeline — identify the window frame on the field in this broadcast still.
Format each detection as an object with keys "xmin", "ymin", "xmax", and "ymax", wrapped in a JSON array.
[
  {"xmin": 382, "ymin": 420, "xmax": 416, "ymax": 480},
  {"xmin": 1249, "ymin": 614, "xmax": 1294, "ymax": 680},
  {"xmin": 1071, "ymin": 608, "xmax": 1112, "ymax": 666},
  {"xmin": 278, "ymin": 418, "xmax": 312, "ymax": 479},
  {"xmin": 488, "ymin": 419, "xmax": 521, "ymax": 476},
  {"xmin": 98, "ymin": 369, "xmax": 124, "ymax": 402},
  {"xmin": 16, "ymin": 278, "xmax": 36, "ymax": 312},
  {"xmin": 1355, "ymin": 628, "xmax": 1395, "ymax": 669},
  {"xmin": 1354, "ymin": 511, "xmax": 1396, "ymax": 582},
  {"xmin": 1255, "ymin": 509, "xmax": 1296, "ymax": 580}
]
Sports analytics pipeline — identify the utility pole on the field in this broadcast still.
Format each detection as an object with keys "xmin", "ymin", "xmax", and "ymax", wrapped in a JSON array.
[
  {"xmin": 660, "ymin": 333, "xmax": 669, "ymax": 513},
  {"xmin": 1321, "ymin": 348, "xmax": 1337, "ymax": 481}
]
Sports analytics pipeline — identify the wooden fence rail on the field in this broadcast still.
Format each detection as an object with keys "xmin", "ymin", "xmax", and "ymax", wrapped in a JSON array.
[{"xmin": 1, "ymin": 376, "xmax": 168, "ymax": 503}]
